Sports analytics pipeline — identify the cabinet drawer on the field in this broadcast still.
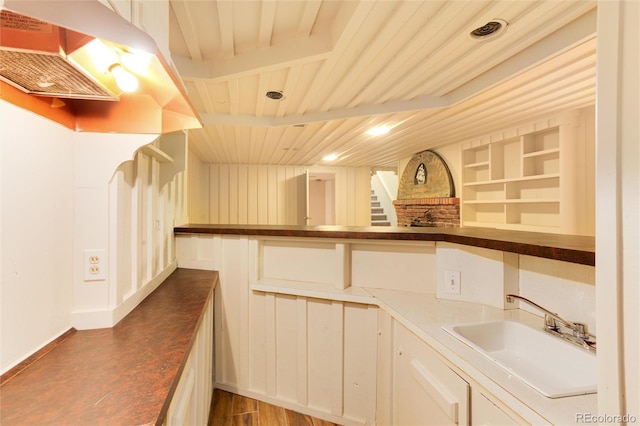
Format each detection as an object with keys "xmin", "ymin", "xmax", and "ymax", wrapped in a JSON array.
[{"xmin": 393, "ymin": 322, "xmax": 470, "ymax": 425}]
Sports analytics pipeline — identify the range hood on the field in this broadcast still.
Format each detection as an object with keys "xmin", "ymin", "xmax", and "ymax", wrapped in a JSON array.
[{"xmin": 0, "ymin": 0, "xmax": 201, "ymax": 134}]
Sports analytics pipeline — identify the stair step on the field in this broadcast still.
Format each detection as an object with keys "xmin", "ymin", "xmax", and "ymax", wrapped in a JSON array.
[
  {"xmin": 371, "ymin": 201, "xmax": 381, "ymax": 208},
  {"xmin": 371, "ymin": 221, "xmax": 391, "ymax": 226},
  {"xmin": 371, "ymin": 195, "xmax": 378, "ymax": 201},
  {"xmin": 371, "ymin": 207, "xmax": 384, "ymax": 214},
  {"xmin": 371, "ymin": 214, "xmax": 388, "ymax": 221}
]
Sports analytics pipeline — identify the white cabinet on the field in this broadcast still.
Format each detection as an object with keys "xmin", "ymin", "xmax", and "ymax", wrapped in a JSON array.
[
  {"xmin": 471, "ymin": 389, "xmax": 522, "ymax": 425},
  {"xmin": 461, "ymin": 110, "xmax": 595, "ymax": 235},
  {"xmin": 376, "ymin": 315, "xmax": 527, "ymax": 426},
  {"xmin": 377, "ymin": 317, "xmax": 471, "ymax": 425},
  {"xmin": 164, "ymin": 294, "xmax": 214, "ymax": 426}
]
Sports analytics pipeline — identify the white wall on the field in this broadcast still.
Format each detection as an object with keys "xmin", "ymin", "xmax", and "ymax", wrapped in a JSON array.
[
  {"xmin": 1, "ymin": 102, "xmax": 74, "ymax": 373},
  {"xmin": 0, "ymin": 100, "xmax": 188, "ymax": 373},
  {"xmin": 195, "ymin": 163, "xmax": 370, "ymax": 226}
]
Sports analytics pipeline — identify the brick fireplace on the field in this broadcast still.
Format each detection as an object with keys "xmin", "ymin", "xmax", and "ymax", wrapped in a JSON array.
[
  {"xmin": 394, "ymin": 150, "xmax": 460, "ymax": 228},
  {"xmin": 394, "ymin": 197, "xmax": 460, "ymax": 227}
]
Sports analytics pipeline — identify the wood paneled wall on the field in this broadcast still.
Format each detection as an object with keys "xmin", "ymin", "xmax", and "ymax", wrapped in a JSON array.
[
  {"xmin": 188, "ymin": 160, "xmax": 371, "ymax": 226},
  {"xmin": 110, "ymin": 150, "xmax": 186, "ymax": 317},
  {"xmin": 188, "ymin": 151, "xmax": 210, "ymax": 224}
]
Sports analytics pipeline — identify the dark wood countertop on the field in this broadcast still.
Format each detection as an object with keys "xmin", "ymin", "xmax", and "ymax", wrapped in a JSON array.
[
  {"xmin": 174, "ymin": 224, "xmax": 595, "ymax": 266},
  {"xmin": 0, "ymin": 268, "xmax": 218, "ymax": 426}
]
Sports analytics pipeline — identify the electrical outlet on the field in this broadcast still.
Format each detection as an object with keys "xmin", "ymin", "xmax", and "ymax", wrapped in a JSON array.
[
  {"xmin": 84, "ymin": 249, "xmax": 106, "ymax": 281},
  {"xmin": 444, "ymin": 270, "xmax": 461, "ymax": 294}
]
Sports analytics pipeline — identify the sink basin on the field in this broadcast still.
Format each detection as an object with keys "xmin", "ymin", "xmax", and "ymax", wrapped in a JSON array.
[{"xmin": 442, "ymin": 320, "xmax": 597, "ymax": 398}]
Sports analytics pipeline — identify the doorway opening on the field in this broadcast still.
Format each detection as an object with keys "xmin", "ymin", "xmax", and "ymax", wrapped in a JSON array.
[{"xmin": 308, "ymin": 172, "xmax": 335, "ymax": 225}]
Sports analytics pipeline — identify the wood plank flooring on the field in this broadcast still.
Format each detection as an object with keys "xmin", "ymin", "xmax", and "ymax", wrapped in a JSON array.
[{"xmin": 208, "ymin": 389, "xmax": 340, "ymax": 426}]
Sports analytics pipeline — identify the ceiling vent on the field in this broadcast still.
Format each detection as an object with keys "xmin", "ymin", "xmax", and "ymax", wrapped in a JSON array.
[
  {"xmin": 469, "ymin": 19, "xmax": 508, "ymax": 41},
  {"xmin": 266, "ymin": 90, "xmax": 284, "ymax": 100}
]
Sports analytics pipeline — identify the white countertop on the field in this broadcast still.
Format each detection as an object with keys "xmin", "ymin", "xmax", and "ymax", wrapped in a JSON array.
[{"xmin": 365, "ymin": 287, "xmax": 597, "ymax": 426}]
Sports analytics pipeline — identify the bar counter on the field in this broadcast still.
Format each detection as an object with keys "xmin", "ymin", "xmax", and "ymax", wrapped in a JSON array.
[
  {"xmin": 174, "ymin": 224, "xmax": 595, "ymax": 266},
  {"xmin": 0, "ymin": 268, "xmax": 217, "ymax": 426}
]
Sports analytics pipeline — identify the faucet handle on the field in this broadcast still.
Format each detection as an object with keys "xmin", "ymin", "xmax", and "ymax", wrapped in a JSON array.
[
  {"xmin": 544, "ymin": 315, "xmax": 559, "ymax": 331},
  {"xmin": 572, "ymin": 322, "xmax": 590, "ymax": 339}
]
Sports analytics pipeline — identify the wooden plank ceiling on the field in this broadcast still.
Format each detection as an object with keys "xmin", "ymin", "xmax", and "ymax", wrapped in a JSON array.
[{"xmin": 169, "ymin": 0, "xmax": 596, "ymax": 167}]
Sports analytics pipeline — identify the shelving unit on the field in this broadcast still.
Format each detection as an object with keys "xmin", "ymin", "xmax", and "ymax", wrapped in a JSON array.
[
  {"xmin": 136, "ymin": 131, "xmax": 187, "ymax": 188},
  {"xmin": 461, "ymin": 127, "xmax": 563, "ymax": 232},
  {"xmin": 140, "ymin": 144, "xmax": 174, "ymax": 163}
]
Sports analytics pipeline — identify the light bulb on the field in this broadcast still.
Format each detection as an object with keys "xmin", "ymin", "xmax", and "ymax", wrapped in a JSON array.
[
  {"xmin": 110, "ymin": 64, "xmax": 139, "ymax": 93},
  {"xmin": 120, "ymin": 50, "xmax": 152, "ymax": 75},
  {"xmin": 366, "ymin": 125, "xmax": 390, "ymax": 136}
]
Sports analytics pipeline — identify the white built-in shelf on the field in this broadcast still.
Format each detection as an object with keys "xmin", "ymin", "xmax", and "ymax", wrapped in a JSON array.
[
  {"xmin": 461, "ymin": 126, "xmax": 564, "ymax": 232},
  {"xmin": 522, "ymin": 148, "xmax": 560, "ymax": 158},
  {"xmin": 464, "ymin": 161, "xmax": 490, "ymax": 169},
  {"xmin": 504, "ymin": 199, "xmax": 560, "ymax": 204},
  {"xmin": 140, "ymin": 144, "xmax": 174, "ymax": 163},
  {"xmin": 463, "ymin": 200, "xmax": 507, "ymax": 205},
  {"xmin": 463, "ymin": 173, "xmax": 560, "ymax": 187}
]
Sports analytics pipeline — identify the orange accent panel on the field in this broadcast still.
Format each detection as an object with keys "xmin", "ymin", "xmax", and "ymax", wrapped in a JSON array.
[{"xmin": 0, "ymin": 81, "xmax": 76, "ymax": 130}]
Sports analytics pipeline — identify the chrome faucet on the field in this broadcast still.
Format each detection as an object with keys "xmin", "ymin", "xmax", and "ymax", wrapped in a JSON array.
[{"xmin": 506, "ymin": 294, "xmax": 596, "ymax": 352}]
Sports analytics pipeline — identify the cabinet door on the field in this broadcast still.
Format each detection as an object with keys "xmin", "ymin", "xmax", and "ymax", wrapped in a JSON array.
[
  {"xmin": 471, "ymin": 390, "xmax": 522, "ymax": 426},
  {"xmin": 393, "ymin": 322, "xmax": 470, "ymax": 425}
]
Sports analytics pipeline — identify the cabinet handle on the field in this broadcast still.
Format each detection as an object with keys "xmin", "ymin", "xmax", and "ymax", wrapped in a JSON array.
[{"xmin": 410, "ymin": 358, "xmax": 459, "ymax": 424}]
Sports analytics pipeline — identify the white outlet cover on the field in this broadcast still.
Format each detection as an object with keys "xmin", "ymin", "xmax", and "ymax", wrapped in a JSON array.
[{"xmin": 84, "ymin": 249, "xmax": 106, "ymax": 281}]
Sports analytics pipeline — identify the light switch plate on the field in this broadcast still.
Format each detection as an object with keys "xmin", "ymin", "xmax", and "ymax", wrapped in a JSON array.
[{"xmin": 444, "ymin": 270, "xmax": 461, "ymax": 294}]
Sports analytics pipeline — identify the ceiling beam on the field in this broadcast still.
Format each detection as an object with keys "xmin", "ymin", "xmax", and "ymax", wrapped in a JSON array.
[
  {"xmin": 173, "ymin": 32, "xmax": 333, "ymax": 82},
  {"xmin": 258, "ymin": 1, "xmax": 276, "ymax": 49},
  {"xmin": 170, "ymin": 0, "xmax": 202, "ymax": 60},
  {"xmin": 297, "ymin": 0, "xmax": 322, "ymax": 37},
  {"xmin": 197, "ymin": 9, "xmax": 596, "ymax": 127},
  {"xmin": 216, "ymin": 0, "xmax": 234, "ymax": 57}
]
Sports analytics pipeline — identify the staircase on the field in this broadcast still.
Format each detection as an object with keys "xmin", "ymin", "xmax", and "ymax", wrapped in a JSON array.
[{"xmin": 371, "ymin": 190, "xmax": 391, "ymax": 226}]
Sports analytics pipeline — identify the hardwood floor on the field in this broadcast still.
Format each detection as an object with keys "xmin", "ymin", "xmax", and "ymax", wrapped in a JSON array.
[{"xmin": 208, "ymin": 389, "xmax": 341, "ymax": 426}]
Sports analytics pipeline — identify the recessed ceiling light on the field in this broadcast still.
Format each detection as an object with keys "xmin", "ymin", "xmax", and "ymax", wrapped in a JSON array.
[
  {"xmin": 469, "ymin": 19, "xmax": 508, "ymax": 41},
  {"xmin": 266, "ymin": 90, "xmax": 284, "ymax": 100},
  {"xmin": 322, "ymin": 153, "xmax": 338, "ymax": 162},
  {"xmin": 367, "ymin": 125, "xmax": 390, "ymax": 136}
]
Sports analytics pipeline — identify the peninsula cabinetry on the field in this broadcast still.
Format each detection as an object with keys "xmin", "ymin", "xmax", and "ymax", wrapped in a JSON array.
[{"xmin": 461, "ymin": 110, "xmax": 594, "ymax": 235}]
